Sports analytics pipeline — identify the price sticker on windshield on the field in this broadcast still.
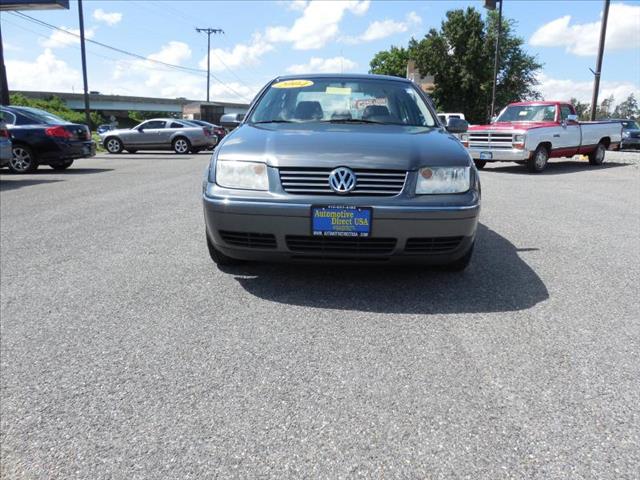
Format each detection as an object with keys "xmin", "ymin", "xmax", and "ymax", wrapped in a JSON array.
[{"xmin": 272, "ymin": 79, "xmax": 314, "ymax": 89}]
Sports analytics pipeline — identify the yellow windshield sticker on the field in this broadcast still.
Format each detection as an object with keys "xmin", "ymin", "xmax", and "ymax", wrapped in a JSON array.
[
  {"xmin": 326, "ymin": 86, "xmax": 351, "ymax": 95},
  {"xmin": 272, "ymin": 79, "xmax": 314, "ymax": 89}
]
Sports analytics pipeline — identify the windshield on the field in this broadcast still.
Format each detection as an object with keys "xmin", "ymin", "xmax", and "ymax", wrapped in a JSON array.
[
  {"xmin": 248, "ymin": 78, "xmax": 436, "ymax": 127},
  {"xmin": 622, "ymin": 120, "xmax": 639, "ymax": 129},
  {"xmin": 496, "ymin": 105, "xmax": 557, "ymax": 123},
  {"xmin": 18, "ymin": 107, "xmax": 70, "ymax": 125}
]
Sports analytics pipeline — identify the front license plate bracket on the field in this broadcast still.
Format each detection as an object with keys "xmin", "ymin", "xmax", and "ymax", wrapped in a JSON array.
[{"xmin": 311, "ymin": 205, "xmax": 372, "ymax": 237}]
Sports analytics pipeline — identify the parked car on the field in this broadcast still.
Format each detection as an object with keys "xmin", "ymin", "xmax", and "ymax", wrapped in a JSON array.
[
  {"xmin": 618, "ymin": 119, "xmax": 640, "ymax": 150},
  {"xmin": 100, "ymin": 118, "xmax": 216, "ymax": 154},
  {"xmin": 462, "ymin": 101, "xmax": 622, "ymax": 173},
  {"xmin": 185, "ymin": 119, "xmax": 227, "ymax": 142},
  {"xmin": 97, "ymin": 124, "xmax": 114, "ymax": 134},
  {"xmin": 203, "ymin": 74, "xmax": 479, "ymax": 270},
  {"xmin": 0, "ymin": 106, "xmax": 95, "ymax": 173},
  {"xmin": 437, "ymin": 112, "xmax": 466, "ymax": 125},
  {"xmin": 0, "ymin": 122, "xmax": 12, "ymax": 168}
]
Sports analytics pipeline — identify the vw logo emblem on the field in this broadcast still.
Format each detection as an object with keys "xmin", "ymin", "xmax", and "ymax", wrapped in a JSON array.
[{"xmin": 328, "ymin": 167, "xmax": 356, "ymax": 194}]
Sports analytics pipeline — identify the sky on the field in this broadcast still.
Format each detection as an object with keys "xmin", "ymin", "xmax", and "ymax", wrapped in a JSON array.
[{"xmin": 2, "ymin": 0, "xmax": 639, "ymax": 107}]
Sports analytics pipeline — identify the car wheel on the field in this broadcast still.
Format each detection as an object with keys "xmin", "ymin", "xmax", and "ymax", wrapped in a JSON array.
[
  {"xmin": 9, "ymin": 145, "xmax": 38, "ymax": 173},
  {"xmin": 51, "ymin": 160, "xmax": 74, "ymax": 170},
  {"xmin": 474, "ymin": 160, "xmax": 486, "ymax": 170},
  {"xmin": 173, "ymin": 137, "xmax": 191, "ymax": 154},
  {"xmin": 442, "ymin": 242, "xmax": 474, "ymax": 271},
  {"xmin": 105, "ymin": 137, "xmax": 123, "ymax": 154},
  {"xmin": 527, "ymin": 145, "xmax": 549, "ymax": 173},
  {"xmin": 588, "ymin": 142, "xmax": 606, "ymax": 165},
  {"xmin": 207, "ymin": 233, "xmax": 242, "ymax": 266}
]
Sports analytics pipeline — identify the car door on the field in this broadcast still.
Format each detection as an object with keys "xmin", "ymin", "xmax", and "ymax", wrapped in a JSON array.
[
  {"xmin": 130, "ymin": 120, "xmax": 166, "ymax": 147},
  {"xmin": 165, "ymin": 121, "xmax": 187, "ymax": 147},
  {"xmin": 555, "ymin": 105, "xmax": 580, "ymax": 155}
]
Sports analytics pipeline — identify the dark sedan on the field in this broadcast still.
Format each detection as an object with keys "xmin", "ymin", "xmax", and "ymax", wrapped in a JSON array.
[
  {"xmin": 620, "ymin": 119, "xmax": 640, "ymax": 150},
  {"xmin": 186, "ymin": 119, "xmax": 226, "ymax": 143},
  {"xmin": 0, "ymin": 106, "xmax": 96, "ymax": 173}
]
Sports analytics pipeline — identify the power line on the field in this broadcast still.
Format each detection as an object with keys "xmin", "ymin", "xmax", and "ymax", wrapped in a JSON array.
[
  {"xmin": 196, "ymin": 27, "xmax": 224, "ymax": 103},
  {"xmin": 8, "ymin": 11, "xmax": 252, "ymax": 102}
]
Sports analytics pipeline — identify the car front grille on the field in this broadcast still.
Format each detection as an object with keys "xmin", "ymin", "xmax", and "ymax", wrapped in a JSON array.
[
  {"xmin": 404, "ymin": 237, "xmax": 464, "ymax": 254},
  {"xmin": 219, "ymin": 231, "xmax": 277, "ymax": 249},
  {"xmin": 278, "ymin": 168, "xmax": 407, "ymax": 196},
  {"xmin": 469, "ymin": 132, "xmax": 514, "ymax": 150},
  {"xmin": 286, "ymin": 235, "xmax": 396, "ymax": 255}
]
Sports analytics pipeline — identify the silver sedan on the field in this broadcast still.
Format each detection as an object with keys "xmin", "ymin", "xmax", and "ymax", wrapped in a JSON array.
[{"xmin": 100, "ymin": 118, "xmax": 217, "ymax": 154}]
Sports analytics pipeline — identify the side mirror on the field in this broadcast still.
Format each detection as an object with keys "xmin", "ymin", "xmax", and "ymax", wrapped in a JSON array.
[
  {"xmin": 446, "ymin": 118, "xmax": 469, "ymax": 134},
  {"xmin": 490, "ymin": 116, "xmax": 497, "ymax": 124},
  {"xmin": 566, "ymin": 114, "xmax": 579, "ymax": 123}
]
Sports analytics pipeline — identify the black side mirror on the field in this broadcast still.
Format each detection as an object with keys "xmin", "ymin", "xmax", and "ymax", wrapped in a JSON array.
[{"xmin": 446, "ymin": 118, "xmax": 469, "ymax": 134}]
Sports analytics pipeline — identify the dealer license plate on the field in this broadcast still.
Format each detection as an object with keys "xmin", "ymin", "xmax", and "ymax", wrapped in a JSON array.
[
  {"xmin": 480, "ymin": 151, "xmax": 493, "ymax": 160},
  {"xmin": 311, "ymin": 206, "xmax": 371, "ymax": 237}
]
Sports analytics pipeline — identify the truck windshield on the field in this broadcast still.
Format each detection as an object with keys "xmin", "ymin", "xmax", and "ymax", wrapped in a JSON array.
[
  {"xmin": 496, "ymin": 105, "xmax": 557, "ymax": 123},
  {"xmin": 248, "ymin": 78, "xmax": 437, "ymax": 127}
]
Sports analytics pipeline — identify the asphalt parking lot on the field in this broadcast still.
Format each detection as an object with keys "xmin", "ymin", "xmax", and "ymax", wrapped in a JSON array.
[{"xmin": 1, "ymin": 150, "xmax": 639, "ymax": 479}]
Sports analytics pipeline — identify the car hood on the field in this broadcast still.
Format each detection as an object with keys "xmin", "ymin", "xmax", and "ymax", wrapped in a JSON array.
[{"xmin": 216, "ymin": 123, "xmax": 470, "ymax": 170}]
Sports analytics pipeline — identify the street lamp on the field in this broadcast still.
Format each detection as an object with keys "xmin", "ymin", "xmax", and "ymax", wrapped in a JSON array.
[{"xmin": 484, "ymin": 0, "xmax": 502, "ymax": 120}]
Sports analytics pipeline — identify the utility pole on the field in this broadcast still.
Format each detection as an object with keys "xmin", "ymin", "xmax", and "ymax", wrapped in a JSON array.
[
  {"xmin": 491, "ymin": 0, "xmax": 502, "ymax": 119},
  {"xmin": 590, "ymin": 0, "xmax": 610, "ymax": 121},
  {"xmin": 78, "ymin": 0, "xmax": 91, "ymax": 129},
  {"xmin": 195, "ymin": 27, "xmax": 224, "ymax": 102},
  {"xmin": 0, "ymin": 22, "xmax": 10, "ymax": 105}
]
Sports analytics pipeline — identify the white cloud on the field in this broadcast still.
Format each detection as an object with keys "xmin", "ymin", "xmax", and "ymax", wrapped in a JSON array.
[
  {"xmin": 348, "ymin": 11, "xmax": 421, "ymax": 43},
  {"xmin": 93, "ymin": 8, "xmax": 122, "ymax": 26},
  {"xmin": 199, "ymin": 33, "xmax": 273, "ymax": 71},
  {"xmin": 148, "ymin": 41, "xmax": 191, "ymax": 65},
  {"xmin": 266, "ymin": 0, "xmax": 370, "ymax": 50},
  {"xmin": 286, "ymin": 56, "xmax": 358, "ymax": 74},
  {"xmin": 530, "ymin": 3, "xmax": 640, "ymax": 56},
  {"xmin": 39, "ymin": 26, "xmax": 95, "ymax": 49},
  {"xmin": 5, "ymin": 48, "xmax": 81, "ymax": 91},
  {"xmin": 537, "ymin": 73, "xmax": 640, "ymax": 106}
]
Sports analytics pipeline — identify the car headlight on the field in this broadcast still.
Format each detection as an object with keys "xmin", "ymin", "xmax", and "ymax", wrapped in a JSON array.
[
  {"xmin": 513, "ymin": 134, "xmax": 526, "ymax": 143},
  {"xmin": 622, "ymin": 131, "xmax": 630, "ymax": 138},
  {"xmin": 416, "ymin": 167, "xmax": 470, "ymax": 194},
  {"xmin": 459, "ymin": 133, "xmax": 469, "ymax": 142},
  {"xmin": 215, "ymin": 160, "xmax": 269, "ymax": 190}
]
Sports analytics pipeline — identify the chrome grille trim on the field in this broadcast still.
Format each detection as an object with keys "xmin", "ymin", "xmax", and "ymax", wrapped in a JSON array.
[
  {"xmin": 468, "ymin": 132, "xmax": 514, "ymax": 150},
  {"xmin": 278, "ymin": 168, "xmax": 407, "ymax": 196}
]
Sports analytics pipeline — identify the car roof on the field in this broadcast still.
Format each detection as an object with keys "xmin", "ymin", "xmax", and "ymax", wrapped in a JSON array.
[{"xmin": 272, "ymin": 73, "xmax": 412, "ymax": 84}]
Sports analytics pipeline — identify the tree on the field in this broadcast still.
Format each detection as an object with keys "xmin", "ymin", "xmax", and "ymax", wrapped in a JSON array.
[
  {"xmin": 596, "ymin": 95, "xmax": 615, "ymax": 119},
  {"xmin": 613, "ymin": 93, "xmax": 638, "ymax": 119},
  {"xmin": 570, "ymin": 98, "xmax": 591, "ymax": 120},
  {"xmin": 369, "ymin": 46, "xmax": 411, "ymax": 77},
  {"xmin": 9, "ymin": 93, "xmax": 104, "ymax": 127},
  {"xmin": 394, "ymin": 7, "xmax": 542, "ymax": 123}
]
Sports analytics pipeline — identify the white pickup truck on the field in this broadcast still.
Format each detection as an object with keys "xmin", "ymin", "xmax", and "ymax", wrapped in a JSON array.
[{"xmin": 461, "ymin": 101, "xmax": 622, "ymax": 172}]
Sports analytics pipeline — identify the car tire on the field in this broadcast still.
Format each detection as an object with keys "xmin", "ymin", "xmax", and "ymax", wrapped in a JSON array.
[
  {"xmin": 442, "ymin": 242, "xmax": 474, "ymax": 271},
  {"xmin": 474, "ymin": 160, "xmax": 486, "ymax": 170},
  {"xmin": 173, "ymin": 137, "xmax": 191, "ymax": 154},
  {"xmin": 206, "ymin": 233, "xmax": 242, "ymax": 266},
  {"xmin": 588, "ymin": 142, "xmax": 606, "ymax": 165},
  {"xmin": 527, "ymin": 144, "xmax": 549, "ymax": 173},
  {"xmin": 105, "ymin": 137, "xmax": 123, "ymax": 154},
  {"xmin": 51, "ymin": 160, "xmax": 74, "ymax": 170},
  {"xmin": 9, "ymin": 145, "xmax": 38, "ymax": 173}
]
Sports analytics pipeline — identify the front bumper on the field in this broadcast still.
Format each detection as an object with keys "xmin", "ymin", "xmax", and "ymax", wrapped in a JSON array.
[
  {"xmin": 203, "ymin": 188, "xmax": 480, "ymax": 264},
  {"xmin": 468, "ymin": 147, "xmax": 529, "ymax": 162}
]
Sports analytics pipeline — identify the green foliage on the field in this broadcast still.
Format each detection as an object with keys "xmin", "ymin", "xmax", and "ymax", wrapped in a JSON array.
[
  {"xmin": 613, "ymin": 93, "xmax": 638, "ymax": 119},
  {"xmin": 570, "ymin": 98, "xmax": 591, "ymax": 121},
  {"xmin": 369, "ymin": 46, "xmax": 411, "ymax": 77},
  {"xmin": 9, "ymin": 93, "xmax": 105, "ymax": 127},
  {"xmin": 370, "ymin": 7, "xmax": 542, "ymax": 124}
]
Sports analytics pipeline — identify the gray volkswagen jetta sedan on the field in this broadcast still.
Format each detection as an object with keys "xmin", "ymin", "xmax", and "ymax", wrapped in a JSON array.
[{"xmin": 203, "ymin": 74, "xmax": 480, "ymax": 270}]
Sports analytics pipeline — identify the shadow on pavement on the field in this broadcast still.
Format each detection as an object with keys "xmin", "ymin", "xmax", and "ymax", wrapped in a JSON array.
[
  {"xmin": 0, "ymin": 178, "xmax": 63, "ymax": 191},
  {"xmin": 221, "ymin": 224, "xmax": 549, "ymax": 314},
  {"xmin": 485, "ymin": 161, "xmax": 630, "ymax": 176}
]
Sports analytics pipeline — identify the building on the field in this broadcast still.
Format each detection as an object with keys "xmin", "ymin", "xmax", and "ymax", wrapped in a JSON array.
[
  {"xmin": 12, "ymin": 90, "xmax": 250, "ymax": 126},
  {"xmin": 406, "ymin": 60, "xmax": 435, "ymax": 94}
]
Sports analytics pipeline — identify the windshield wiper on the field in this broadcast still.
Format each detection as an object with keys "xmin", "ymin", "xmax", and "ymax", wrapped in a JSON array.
[{"xmin": 321, "ymin": 118, "xmax": 385, "ymax": 124}]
